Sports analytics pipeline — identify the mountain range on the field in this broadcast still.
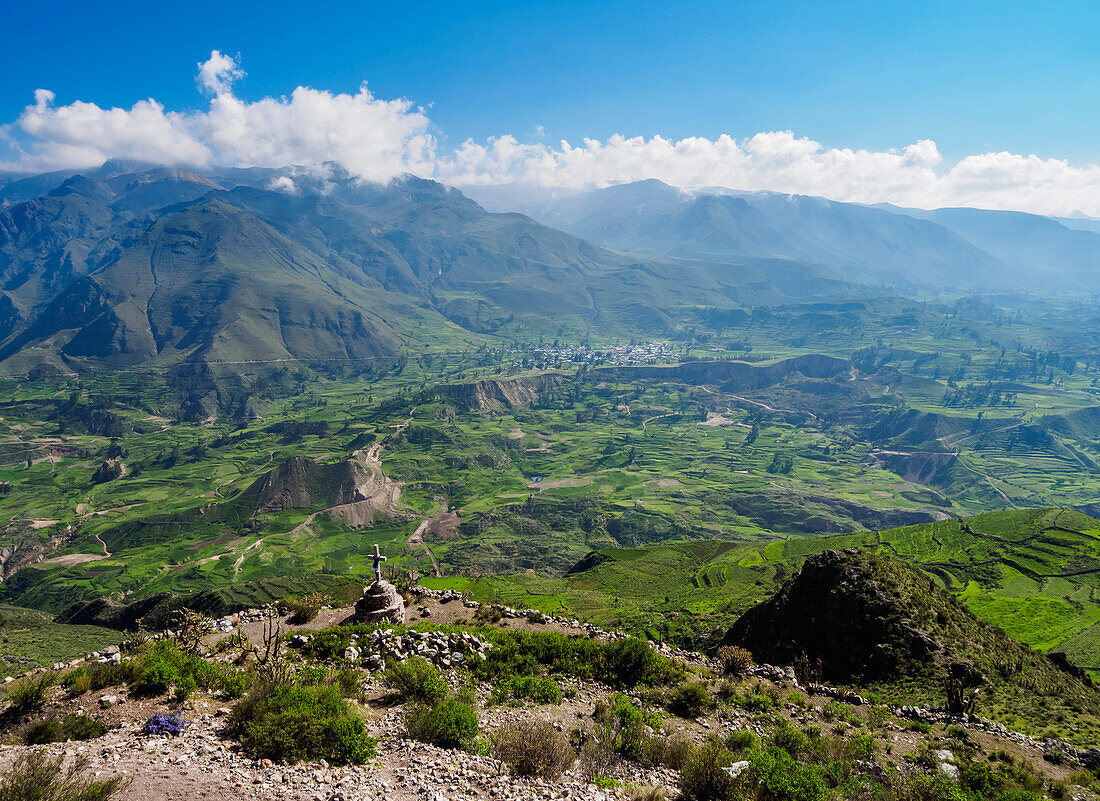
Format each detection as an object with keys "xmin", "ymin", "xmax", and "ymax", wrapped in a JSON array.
[
  {"xmin": 467, "ymin": 179, "xmax": 1100, "ymax": 296},
  {"xmin": 3, "ymin": 162, "xmax": 1100, "ymax": 373}
]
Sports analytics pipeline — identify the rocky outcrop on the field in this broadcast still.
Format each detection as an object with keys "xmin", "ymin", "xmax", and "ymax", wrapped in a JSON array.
[
  {"xmin": 238, "ymin": 456, "xmax": 366, "ymax": 512},
  {"xmin": 0, "ymin": 520, "xmax": 78, "ymax": 582},
  {"xmin": 438, "ymin": 373, "xmax": 565, "ymax": 411},
  {"xmin": 236, "ymin": 450, "xmax": 400, "ymax": 522},
  {"xmin": 92, "ymin": 458, "xmax": 126, "ymax": 484}
]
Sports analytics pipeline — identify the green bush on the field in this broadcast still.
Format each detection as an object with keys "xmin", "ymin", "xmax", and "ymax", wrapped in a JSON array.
[
  {"xmin": 383, "ymin": 657, "xmax": 449, "ymax": 704},
  {"xmin": 602, "ymin": 638, "xmax": 683, "ymax": 688},
  {"xmin": 493, "ymin": 719, "xmax": 574, "ymax": 778},
  {"xmin": 62, "ymin": 663, "xmax": 141, "ymax": 695},
  {"xmin": 5, "ymin": 672, "xmax": 60, "ymax": 715},
  {"xmin": 594, "ymin": 694, "xmax": 662, "ymax": 762},
  {"xmin": 489, "ymin": 675, "xmax": 563, "ymax": 705},
  {"xmin": 22, "ymin": 719, "xmax": 62, "ymax": 745},
  {"xmin": 404, "ymin": 698, "xmax": 478, "ymax": 749},
  {"xmin": 644, "ymin": 733, "xmax": 693, "ymax": 770},
  {"xmin": 669, "ymin": 682, "xmax": 713, "ymax": 719},
  {"xmin": 469, "ymin": 629, "xmax": 683, "ymax": 689},
  {"xmin": 681, "ymin": 744, "xmax": 740, "ymax": 801},
  {"xmin": 235, "ymin": 683, "xmax": 376, "ymax": 764},
  {"xmin": 0, "ymin": 751, "xmax": 128, "ymax": 801},
  {"xmin": 130, "ymin": 641, "xmax": 246, "ymax": 699},
  {"xmin": 747, "ymin": 747, "xmax": 829, "ymax": 801},
  {"xmin": 726, "ymin": 729, "xmax": 759, "ymax": 752},
  {"xmin": 735, "ymin": 686, "xmax": 778, "ymax": 714},
  {"xmin": 770, "ymin": 722, "xmax": 812, "ymax": 759},
  {"xmin": 23, "ymin": 714, "xmax": 108, "ymax": 745}
]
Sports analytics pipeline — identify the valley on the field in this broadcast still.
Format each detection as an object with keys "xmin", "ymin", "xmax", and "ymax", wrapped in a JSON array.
[{"xmin": 2, "ymin": 164, "xmax": 1100, "ymax": 777}]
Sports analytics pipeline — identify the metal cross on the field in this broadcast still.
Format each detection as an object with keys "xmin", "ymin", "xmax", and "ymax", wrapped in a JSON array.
[{"xmin": 371, "ymin": 544, "xmax": 388, "ymax": 583}]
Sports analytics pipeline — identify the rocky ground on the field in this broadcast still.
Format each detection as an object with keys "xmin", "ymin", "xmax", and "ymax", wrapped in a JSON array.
[{"xmin": 0, "ymin": 590, "xmax": 1095, "ymax": 800}]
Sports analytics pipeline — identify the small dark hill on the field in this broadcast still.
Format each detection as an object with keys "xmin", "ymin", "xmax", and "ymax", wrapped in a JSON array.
[
  {"xmin": 723, "ymin": 550, "xmax": 1099, "ymax": 716},
  {"xmin": 237, "ymin": 455, "xmax": 370, "ymax": 513},
  {"xmin": 725, "ymin": 549, "xmax": 966, "ymax": 682}
]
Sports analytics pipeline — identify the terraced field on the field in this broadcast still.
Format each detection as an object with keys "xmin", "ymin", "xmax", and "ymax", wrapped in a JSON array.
[{"xmin": 4, "ymin": 296, "xmax": 1100, "ymax": 674}]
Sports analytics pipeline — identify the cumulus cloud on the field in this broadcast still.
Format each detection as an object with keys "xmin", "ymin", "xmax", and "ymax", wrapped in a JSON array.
[
  {"xmin": 0, "ymin": 51, "xmax": 435, "ymax": 184},
  {"xmin": 438, "ymin": 131, "xmax": 1100, "ymax": 217},
  {"xmin": 197, "ymin": 50, "xmax": 245, "ymax": 96},
  {"xmin": 7, "ymin": 88, "xmax": 211, "ymax": 171},
  {"xmin": 4, "ymin": 51, "xmax": 1100, "ymax": 217}
]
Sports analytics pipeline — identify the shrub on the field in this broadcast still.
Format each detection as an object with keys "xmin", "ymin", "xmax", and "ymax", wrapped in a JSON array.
[
  {"xmin": 726, "ymin": 729, "xmax": 759, "ymax": 752},
  {"xmin": 5, "ymin": 671, "xmax": 59, "ymax": 715},
  {"xmin": 821, "ymin": 700, "xmax": 859, "ymax": 724},
  {"xmin": 62, "ymin": 663, "xmax": 140, "ymax": 695},
  {"xmin": 22, "ymin": 718, "xmax": 63, "ymax": 745},
  {"xmin": 404, "ymin": 698, "xmax": 478, "ymax": 749},
  {"xmin": 67, "ymin": 671, "xmax": 93, "ymax": 695},
  {"xmin": 493, "ymin": 719, "xmax": 574, "ymax": 778},
  {"xmin": 770, "ymin": 722, "xmax": 812, "ymax": 759},
  {"xmin": 681, "ymin": 744, "xmax": 740, "ymax": 801},
  {"xmin": 383, "ymin": 657, "xmax": 448, "ymax": 704},
  {"xmin": 747, "ymin": 747, "xmax": 829, "ymax": 801},
  {"xmin": 736, "ymin": 685, "xmax": 778, "ymax": 714},
  {"xmin": 63, "ymin": 714, "xmax": 109, "ymax": 741},
  {"xmin": 595, "ymin": 694, "xmax": 661, "ymax": 761},
  {"xmin": 645, "ymin": 733, "xmax": 693, "ymax": 770},
  {"xmin": 285, "ymin": 593, "xmax": 329, "ymax": 625},
  {"xmin": 27, "ymin": 714, "xmax": 110, "ymax": 744},
  {"xmin": 602, "ymin": 638, "xmax": 683, "ymax": 688},
  {"xmin": 0, "ymin": 751, "xmax": 129, "ymax": 801},
  {"xmin": 143, "ymin": 712, "xmax": 187, "ymax": 736},
  {"xmin": 716, "ymin": 645, "xmax": 753, "ymax": 677},
  {"xmin": 130, "ymin": 641, "xmax": 246, "ymax": 699},
  {"xmin": 489, "ymin": 675, "xmax": 563, "ymax": 705},
  {"xmin": 669, "ymin": 682, "xmax": 713, "ymax": 719},
  {"xmin": 235, "ymin": 683, "xmax": 375, "ymax": 764}
]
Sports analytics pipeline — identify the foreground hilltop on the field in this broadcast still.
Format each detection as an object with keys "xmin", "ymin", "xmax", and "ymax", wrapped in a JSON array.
[{"xmin": 1, "ymin": 580, "xmax": 1098, "ymax": 801}]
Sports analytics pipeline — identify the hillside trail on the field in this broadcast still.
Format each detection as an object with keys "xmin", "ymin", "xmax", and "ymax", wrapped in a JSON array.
[
  {"xmin": 725, "ymin": 393, "xmax": 820, "ymax": 421},
  {"xmin": 641, "ymin": 412, "xmax": 677, "ymax": 431},
  {"xmin": 406, "ymin": 518, "xmax": 443, "ymax": 577}
]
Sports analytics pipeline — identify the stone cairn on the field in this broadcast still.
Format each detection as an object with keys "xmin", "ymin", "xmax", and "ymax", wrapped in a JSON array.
[{"xmin": 350, "ymin": 545, "xmax": 405, "ymax": 625}]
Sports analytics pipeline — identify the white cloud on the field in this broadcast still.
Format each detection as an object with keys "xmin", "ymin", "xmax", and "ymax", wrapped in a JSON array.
[
  {"xmin": 0, "ymin": 51, "xmax": 435, "ymax": 184},
  {"xmin": 4, "ymin": 51, "xmax": 1100, "ymax": 217},
  {"xmin": 438, "ymin": 131, "xmax": 1100, "ymax": 217},
  {"xmin": 266, "ymin": 175, "xmax": 299, "ymax": 194},
  {"xmin": 7, "ymin": 88, "xmax": 211, "ymax": 171},
  {"xmin": 197, "ymin": 50, "xmax": 245, "ymax": 96}
]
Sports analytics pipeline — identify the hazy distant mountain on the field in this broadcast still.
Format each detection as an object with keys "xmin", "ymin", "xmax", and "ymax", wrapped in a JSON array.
[
  {"xmin": 485, "ymin": 180, "xmax": 1025, "ymax": 292},
  {"xmin": 905, "ymin": 208, "xmax": 1100, "ymax": 294},
  {"xmin": 479, "ymin": 180, "xmax": 1100, "ymax": 294}
]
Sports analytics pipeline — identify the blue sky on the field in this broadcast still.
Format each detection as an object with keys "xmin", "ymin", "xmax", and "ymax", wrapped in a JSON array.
[
  {"xmin": 4, "ymin": 1, "xmax": 1100, "ymax": 216},
  {"xmin": 4, "ymin": 0, "xmax": 1097, "ymax": 162}
]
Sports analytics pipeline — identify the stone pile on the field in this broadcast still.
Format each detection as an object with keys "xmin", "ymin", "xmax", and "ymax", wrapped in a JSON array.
[
  {"xmin": 352, "ymin": 581, "xmax": 405, "ymax": 625},
  {"xmin": 352, "ymin": 628, "xmax": 492, "ymax": 670}
]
